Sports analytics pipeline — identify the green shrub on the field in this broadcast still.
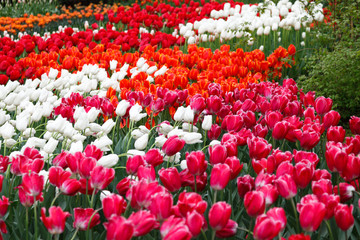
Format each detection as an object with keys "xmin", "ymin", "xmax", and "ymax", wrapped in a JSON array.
[{"xmin": 298, "ymin": 43, "xmax": 360, "ymax": 125}]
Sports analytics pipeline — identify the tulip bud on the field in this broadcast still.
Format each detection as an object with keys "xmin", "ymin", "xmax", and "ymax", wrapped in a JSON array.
[
  {"xmin": 210, "ymin": 163, "xmax": 231, "ymax": 191},
  {"xmin": 159, "ymin": 167, "xmax": 181, "ymax": 192},
  {"xmin": 202, "ymin": 115, "xmax": 212, "ymax": 131},
  {"xmin": 244, "ymin": 191, "xmax": 265, "ymax": 217},
  {"xmin": 209, "ymin": 202, "xmax": 232, "ymax": 230}
]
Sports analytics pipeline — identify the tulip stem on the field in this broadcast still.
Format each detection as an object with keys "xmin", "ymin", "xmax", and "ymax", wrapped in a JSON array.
[
  {"xmin": 325, "ymin": 220, "xmax": 335, "ymax": 240},
  {"xmin": 201, "ymin": 229, "xmax": 208, "ymax": 240},
  {"xmin": 345, "ymin": 230, "xmax": 348, "ymax": 240},
  {"xmin": 70, "ymin": 228, "xmax": 79, "ymax": 240},
  {"xmin": 90, "ymin": 189, "xmax": 96, "ymax": 208},
  {"xmin": 34, "ymin": 196, "xmax": 38, "ymax": 240},
  {"xmin": 50, "ymin": 192, "xmax": 62, "ymax": 207},
  {"xmin": 237, "ymin": 226, "xmax": 252, "ymax": 234},
  {"xmin": 194, "ymin": 175, "xmax": 197, "ymax": 193},
  {"xmin": 213, "ymin": 190, "xmax": 217, "ymax": 203},
  {"xmin": 26, "ymin": 207, "xmax": 29, "ymax": 240},
  {"xmin": 290, "ymin": 198, "xmax": 300, "ymax": 233}
]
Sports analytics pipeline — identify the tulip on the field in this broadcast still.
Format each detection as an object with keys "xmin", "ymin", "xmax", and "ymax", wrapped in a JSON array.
[
  {"xmin": 323, "ymin": 110, "xmax": 341, "ymax": 129},
  {"xmin": 134, "ymin": 134, "xmax": 149, "ymax": 150},
  {"xmin": 293, "ymin": 160, "xmax": 314, "ymax": 189},
  {"xmin": 327, "ymin": 126, "xmax": 345, "ymax": 143},
  {"xmin": 144, "ymin": 148, "xmax": 163, "ymax": 167},
  {"xmin": 325, "ymin": 145, "xmax": 348, "ymax": 173},
  {"xmin": 0, "ymin": 155, "xmax": 9, "ymax": 173},
  {"xmin": 272, "ymin": 121, "xmax": 290, "ymax": 140},
  {"xmin": 215, "ymin": 219, "xmax": 238, "ymax": 238},
  {"xmin": 79, "ymin": 157, "xmax": 97, "ymax": 179},
  {"xmin": 20, "ymin": 172, "xmax": 44, "ymax": 198},
  {"xmin": 159, "ymin": 167, "xmax": 181, "ymax": 192},
  {"xmin": 90, "ymin": 166, "xmax": 115, "ymax": 190},
  {"xmin": 334, "ymin": 182, "xmax": 355, "ymax": 202},
  {"xmin": 129, "ymin": 103, "xmax": 147, "ymax": 122},
  {"xmin": 315, "ymin": 96, "xmax": 332, "ymax": 116},
  {"xmin": 265, "ymin": 111, "xmax": 282, "ymax": 129},
  {"xmin": 225, "ymin": 156, "xmax": 243, "ymax": 179},
  {"xmin": 186, "ymin": 210, "xmax": 205, "ymax": 237},
  {"xmin": 202, "ymin": 115, "xmax": 212, "ymax": 131},
  {"xmin": 253, "ymin": 214, "xmax": 282, "ymax": 240},
  {"xmin": 349, "ymin": 116, "xmax": 360, "ymax": 135},
  {"xmin": 186, "ymin": 151, "xmax": 207, "ymax": 176},
  {"xmin": 244, "ymin": 191, "xmax": 266, "ymax": 217},
  {"xmin": 115, "ymin": 100, "xmax": 131, "ymax": 117},
  {"xmin": 102, "ymin": 194, "xmax": 127, "ymax": 220},
  {"xmin": 160, "ymin": 216, "xmax": 192, "ymax": 240},
  {"xmin": 209, "ymin": 201, "xmax": 232, "ymax": 230},
  {"xmin": 275, "ymin": 174, "xmax": 297, "ymax": 199},
  {"xmin": 247, "ymin": 137, "xmax": 272, "ymax": 160},
  {"xmin": 312, "ymin": 179, "xmax": 333, "ymax": 197},
  {"xmin": 237, "ymin": 175, "xmax": 255, "ymax": 198},
  {"xmin": 177, "ymin": 192, "xmax": 207, "ymax": 217},
  {"xmin": 126, "ymin": 155, "xmax": 145, "ymax": 175},
  {"xmin": 288, "ymin": 234, "xmax": 311, "ymax": 240},
  {"xmin": 267, "ymin": 207, "xmax": 287, "ymax": 230},
  {"xmin": 258, "ymin": 184, "xmax": 279, "ymax": 207},
  {"xmin": 208, "ymin": 124, "xmax": 221, "ymax": 140},
  {"xmin": 299, "ymin": 201, "xmax": 326, "ymax": 232},
  {"xmin": 334, "ymin": 204, "xmax": 354, "ymax": 231},
  {"xmin": 208, "ymin": 144, "xmax": 227, "ymax": 165},
  {"xmin": 73, "ymin": 208, "xmax": 100, "ymax": 231},
  {"xmin": 148, "ymin": 192, "xmax": 173, "ymax": 220},
  {"xmin": 40, "ymin": 206, "xmax": 70, "ymax": 235},
  {"xmin": 137, "ymin": 165, "xmax": 156, "ymax": 182},
  {"xmin": 97, "ymin": 154, "xmax": 119, "ymax": 168},
  {"xmin": 127, "ymin": 179, "xmax": 165, "ymax": 209},
  {"xmin": 162, "ymin": 136, "xmax": 186, "ymax": 156},
  {"xmin": 319, "ymin": 193, "xmax": 340, "ymax": 220},
  {"xmin": 276, "ymin": 161, "xmax": 294, "ymax": 177},
  {"xmin": 183, "ymin": 132, "xmax": 202, "ymax": 144},
  {"xmin": 210, "ymin": 163, "xmax": 231, "ymax": 191},
  {"xmin": 0, "ymin": 196, "xmax": 9, "ymax": 218},
  {"xmin": 116, "ymin": 177, "xmax": 132, "ymax": 196},
  {"xmin": 104, "ymin": 216, "xmax": 134, "ymax": 240},
  {"xmin": 128, "ymin": 210, "xmax": 158, "ymax": 237}
]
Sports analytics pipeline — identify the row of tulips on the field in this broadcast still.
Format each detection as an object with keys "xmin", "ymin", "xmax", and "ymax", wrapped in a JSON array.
[{"xmin": 0, "ymin": 48, "xmax": 359, "ymax": 238}]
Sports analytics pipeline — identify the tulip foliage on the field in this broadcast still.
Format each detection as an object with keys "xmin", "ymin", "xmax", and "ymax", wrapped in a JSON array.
[{"xmin": 0, "ymin": 0, "xmax": 359, "ymax": 240}]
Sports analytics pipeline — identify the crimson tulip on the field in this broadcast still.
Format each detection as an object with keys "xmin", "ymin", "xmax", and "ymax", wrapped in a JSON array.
[
  {"xmin": 334, "ymin": 204, "xmax": 354, "ymax": 231},
  {"xmin": 159, "ymin": 167, "xmax": 181, "ymax": 192},
  {"xmin": 102, "ymin": 194, "xmax": 127, "ymax": 220},
  {"xmin": 40, "ymin": 206, "xmax": 70, "ymax": 235},
  {"xmin": 73, "ymin": 208, "xmax": 100, "ymax": 231},
  {"xmin": 210, "ymin": 163, "xmax": 231, "ymax": 191},
  {"xmin": 209, "ymin": 201, "xmax": 232, "ymax": 230},
  {"xmin": 244, "ymin": 191, "xmax": 266, "ymax": 217}
]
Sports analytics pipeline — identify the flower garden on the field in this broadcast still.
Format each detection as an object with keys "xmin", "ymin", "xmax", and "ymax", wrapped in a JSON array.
[{"xmin": 0, "ymin": 0, "xmax": 359, "ymax": 239}]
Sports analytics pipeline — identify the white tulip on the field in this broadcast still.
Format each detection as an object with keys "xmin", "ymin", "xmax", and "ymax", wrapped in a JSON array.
[
  {"xmin": 89, "ymin": 123, "xmax": 102, "ymax": 133},
  {"xmin": 183, "ymin": 106, "xmax": 194, "ymax": 123},
  {"xmin": 93, "ymin": 135, "xmax": 113, "ymax": 151},
  {"xmin": 23, "ymin": 128, "xmax": 36, "ymax": 139},
  {"xmin": 134, "ymin": 134, "xmax": 149, "ymax": 151},
  {"xmin": 129, "ymin": 103, "xmax": 147, "ymax": 122},
  {"xmin": 158, "ymin": 122, "xmax": 174, "ymax": 135},
  {"xmin": 131, "ymin": 129, "xmax": 144, "ymax": 139},
  {"xmin": 115, "ymin": 100, "xmax": 131, "ymax": 117},
  {"xmin": 180, "ymin": 160, "xmax": 188, "ymax": 170},
  {"xmin": 69, "ymin": 141, "xmax": 83, "ymax": 153},
  {"xmin": 182, "ymin": 132, "xmax": 202, "ymax": 144},
  {"xmin": 155, "ymin": 135, "xmax": 167, "ymax": 148},
  {"xmin": 98, "ymin": 154, "xmax": 119, "ymax": 168},
  {"xmin": 202, "ymin": 115, "xmax": 212, "ymax": 131},
  {"xmin": 16, "ymin": 117, "xmax": 28, "ymax": 132},
  {"xmin": 127, "ymin": 149, "xmax": 146, "ymax": 156},
  {"xmin": 87, "ymin": 107, "xmax": 100, "ymax": 122},
  {"xmin": 101, "ymin": 119, "xmax": 115, "ymax": 134},
  {"xmin": 174, "ymin": 106, "xmax": 186, "ymax": 122},
  {"xmin": 0, "ymin": 122, "xmax": 15, "ymax": 139},
  {"xmin": 43, "ymin": 137, "xmax": 59, "ymax": 154},
  {"xmin": 4, "ymin": 139, "xmax": 16, "ymax": 148},
  {"xmin": 100, "ymin": 190, "xmax": 112, "ymax": 201},
  {"xmin": 109, "ymin": 60, "xmax": 118, "ymax": 71},
  {"xmin": 210, "ymin": 140, "xmax": 221, "ymax": 146},
  {"xmin": 182, "ymin": 123, "xmax": 198, "ymax": 132}
]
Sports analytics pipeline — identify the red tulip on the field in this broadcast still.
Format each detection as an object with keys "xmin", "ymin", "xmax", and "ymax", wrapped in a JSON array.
[
  {"xmin": 215, "ymin": 219, "xmax": 238, "ymax": 238},
  {"xmin": 255, "ymin": 172, "xmax": 276, "ymax": 188},
  {"xmin": 268, "ymin": 149, "xmax": 293, "ymax": 168},
  {"xmin": 276, "ymin": 161, "xmax": 294, "ymax": 177},
  {"xmin": 180, "ymin": 169, "xmax": 208, "ymax": 192},
  {"xmin": 208, "ymin": 124, "xmax": 222, "ymax": 140},
  {"xmin": 272, "ymin": 121, "xmax": 290, "ymax": 140},
  {"xmin": 349, "ymin": 116, "xmax": 360, "ymax": 135},
  {"xmin": 207, "ymin": 95, "xmax": 222, "ymax": 114},
  {"xmin": 210, "ymin": 163, "xmax": 231, "ymax": 191},
  {"xmin": 313, "ymin": 169, "xmax": 332, "ymax": 181},
  {"xmin": 244, "ymin": 191, "xmax": 266, "ymax": 217},
  {"xmin": 0, "ymin": 156, "xmax": 9, "ymax": 173},
  {"xmin": 323, "ymin": 110, "xmax": 340, "ymax": 129},
  {"xmin": 221, "ymin": 115, "xmax": 243, "ymax": 132},
  {"xmin": 247, "ymin": 137, "xmax": 272, "ymax": 160},
  {"xmin": 126, "ymin": 179, "xmax": 165, "ymax": 209},
  {"xmin": 267, "ymin": 207, "xmax": 287, "ymax": 231},
  {"xmin": 79, "ymin": 157, "xmax": 97, "ymax": 179},
  {"xmin": 334, "ymin": 204, "xmax": 354, "ymax": 231},
  {"xmin": 327, "ymin": 126, "xmax": 346, "ymax": 143},
  {"xmin": 0, "ymin": 196, "xmax": 9, "ymax": 218},
  {"xmin": 104, "ymin": 216, "xmax": 134, "ymax": 240},
  {"xmin": 90, "ymin": 166, "xmax": 115, "ymax": 190},
  {"xmin": 293, "ymin": 160, "xmax": 314, "ymax": 189},
  {"xmin": 288, "ymin": 233, "xmax": 311, "ymax": 240},
  {"xmin": 148, "ymin": 192, "xmax": 173, "ymax": 220},
  {"xmin": 126, "ymin": 155, "xmax": 145, "ymax": 175},
  {"xmin": 315, "ymin": 96, "xmax": 332, "ymax": 116},
  {"xmin": 334, "ymin": 182, "xmax": 355, "ymax": 202},
  {"xmin": 159, "ymin": 167, "xmax": 181, "ymax": 192},
  {"xmin": 20, "ymin": 172, "xmax": 44, "ymax": 198},
  {"xmin": 297, "ymin": 130, "xmax": 321, "ymax": 150},
  {"xmin": 258, "ymin": 184, "xmax": 279, "ymax": 207},
  {"xmin": 265, "ymin": 111, "xmax": 282, "ymax": 129},
  {"xmin": 298, "ymin": 200, "xmax": 326, "ymax": 232},
  {"xmin": 209, "ymin": 201, "xmax": 232, "ymax": 230},
  {"xmin": 253, "ymin": 214, "xmax": 282, "ymax": 240},
  {"xmin": 319, "ymin": 193, "xmax": 340, "ymax": 220},
  {"xmin": 208, "ymin": 144, "xmax": 227, "ymax": 165},
  {"xmin": 102, "ymin": 194, "xmax": 127, "ymax": 220},
  {"xmin": 84, "ymin": 145, "xmax": 103, "ymax": 160},
  {"xmin": 137, "ymin": 165, "xmax": 156, "ymax": 182},
  {"xmin": 312, "ymin": 179, "xmax": 333, "ymax": 197},
  {"xmin": 325, "ymin": 144, "xmax": 348, "ymax": 173},
  {"xmin": 237, "ymin": 175, "xmax": 255, "ymax": 198},
  {"xmin": 186, "ymin": 151, "xmax": 207, "ymax": 176},
  {"xmin": 186, "ymin": 210, "xmax": 205, "ymax": 237},
  {"xmin": 41, "ymin": 206, "xmax": 70, "ymax": 235},
  {"xmin": 116, "ymin": 177, "xmax": 132, "ymax": 196},
  {"xmin": 160, "ymin": 216, "xmax": 192, "ymax": 240},
  {"xmin": 162, "ymin": 136, "xmax": 186, "ymax": 156},
  {"xmin": 144, "ymin": 148, "xmax": 163, "ymax": 167},
  {"xmin": 275, "ymin": 174, "xmax": 297, "ymax": 199},
  {"xmin": 73, "ymin": 208, "xmax": 100, "ymax": 230},
  {"xmin": 293, "ymin": 150, "xmax": 319, "ymax": 167},
  {"xmin": 177, "ymin": 192, "xmax": 207, "ymax": 217},
  {"xmin": 128, "ymin": 210, "xmax": 158, "ymax": 236},
  {"xmin": 225, "ymin": 156, "xmax": 243, "ymax": 180}
]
